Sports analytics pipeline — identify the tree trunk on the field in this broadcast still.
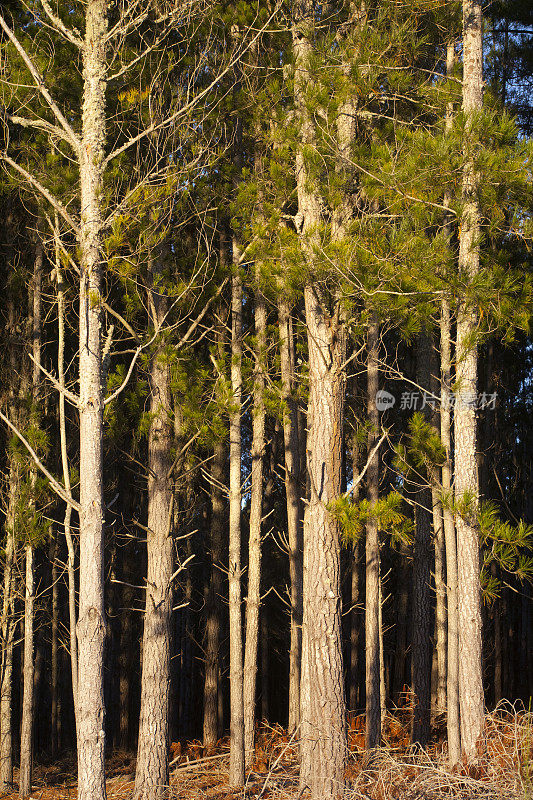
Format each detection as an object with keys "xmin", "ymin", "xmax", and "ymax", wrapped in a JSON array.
[
  {"xmin": 292, "ymin": 7, "xmax": 347, "ymax": 793},
  {"xmin": 20, "ymin": 230, "xmax": 42, "ymax": 799},
  {"xmin": 134, "ymin": 258, "xmax": 174, "ymax": 800},
  {"xmin": 260, "ymin": 607, "xmax": 269, "ymax": 721},
  {"xmin": 350, "ymin": 537, "xmax": 362, "ymax": 711},
  {"xmin": 393, "ymin": 546, "xmax": 409, "ymax": 704},
  {"xmin": 55, "ymin": 222, "xmax": 78, "ymax": 721},
  {"xmin": 243, "ymin": 275, "xmax": 267, "ymax": 767},
  {"xmin": 349, "ymin": 427, "xmax": 362, "ymax": 711},
  {"xmin": 379, "ymin": 571, "xmax": 386, "ymax": 726},
  {"xmin": 0, "ymin": 472, "xmax": 15, "ymax": 791},
  {"xmin": 203, "ymin": 438, "xmax": 226, "ymax": 752},
  {"xmin": 299, "ymin": 284, "xmax": 347, "ymax": 799},
  {"xmin": 278, "ymin": 299, "xmax": 303, "ymax": 734},
  {"xmin": 51, "ymin": 536, "xmax": 59, "ymax": 756},
  {"xmin": 19, "ymin": 546, "xmax": 34, "ymax": 800},
  {"xmin": 455, "ymin": 0, "xmax": 485, "ymax": 759},
  {"xmin": 492, "ymin": 563, "xmax": 502, "ymax": 705},
  {"xmin": 411, "ymin": 334, "xmax": 433, "ymax": 747},
  {"xmin": 365, "ymin": 320, "xmax": 381, "ymax": 750},
  {"xmin": 76, "ymin": 5, "xmax": 108, "ymax": 799},
  {"xmin": 228, "ymin": 264, "xmax": 245, "ymax": 787},
  {"xmin": 441, "ymin": 40, "xmax": 461, "ymax": 766}
]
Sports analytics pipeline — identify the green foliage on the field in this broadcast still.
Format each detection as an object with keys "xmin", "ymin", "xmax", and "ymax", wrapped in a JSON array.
[
  {"xmin": 393, "ymin": 412, "xmax": 445, "ymax": 484},
  {"xmin": 479, "ymin": 502, "xmax": 533, "ymax": 584},
  {"xmin": 329, "ymin": 490, "xmax": 413, "ymax": 549}
]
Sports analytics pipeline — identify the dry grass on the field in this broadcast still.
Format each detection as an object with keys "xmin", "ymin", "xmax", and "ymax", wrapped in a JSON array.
[{"xmin": 5, "ymin": 706, "xmax": 532, "ymax": 800}]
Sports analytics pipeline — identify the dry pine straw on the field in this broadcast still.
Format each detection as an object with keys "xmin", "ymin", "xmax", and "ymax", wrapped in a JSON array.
[{"xmin": 7, "ymin": 707, "xmax": 533, "ymax": 800}]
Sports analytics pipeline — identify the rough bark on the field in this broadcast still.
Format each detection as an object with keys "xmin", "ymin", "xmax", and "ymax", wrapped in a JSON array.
[
  {"xmin": 365, "ymin": 320, "xmax": 381, "ymax": 750},
  {"xmin": 76, "ymin": 3, "xmax": 108, "ymax": 798},
  {"xmin": 134, "ymin": 258, "xmax": 174, "ymax": 800},
  {"xmin": 243, "ymin": 274, "xmax": 267, "ymax": 767},
  {"xmin": 203, "ymin": 437, "xmax": 226, "ymax": 752},
  {"xmin": 411, "ymin": 334, "xmax": 433, "ymax": 747},
  {"xmin": 300, "ymin": 284, "xmax": 347, "ymax": 800},
  {"xmin": 292, "ymin": 5, "xmax": 347, "ymax": 795},
  {"xmin": 455, "ymin": 0, "xmax": 485, "ymax": 760},
  {"xmin": 228, "ymin": 264, "xmax": 245, "ymax": 787},
  {"xmin": 278, "ymin": 299, "xmax": 303, "ymax": 734}
]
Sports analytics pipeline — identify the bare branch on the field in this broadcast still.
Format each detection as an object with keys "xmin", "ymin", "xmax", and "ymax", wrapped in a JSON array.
[
  {"xmin": 0, "ymin": 411, "xmax": 81, "ymax": 512},
  {"xmin": 1, "ymin": 154, "xmax": 79, "ymax": 233},
  {"xmin": 4, "ymin": 112, "xmax": 70, "ymax": 142},
  {"xmin": 103, "ymin": 3, "xmax": 281, "ymax": 167},
  {"xmin": 0, "ymin": 12, "xmax": 80, "ymax": 151},
  {"xmin": 28, "ymin": 353, "xmax": 80, "ymax": 407},
  {"xmin": 36, "ymin": 0, "xmax": 83, "ymax": 49},
  {"xmin": 103, "ymin": 342, "xmax": 143, "ymax": 407}
]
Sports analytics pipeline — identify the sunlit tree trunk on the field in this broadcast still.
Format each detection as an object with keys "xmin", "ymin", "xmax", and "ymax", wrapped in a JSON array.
[
  {"xmin": 76, "ymin": 4, "xmax": 108, "ymax": 798},
  {"xmin": 442, "ymin": 39, "xmax": 461, "ymax": 766},
  {"xmin": 228, "ymin": 261, "xmax": 245, "ymax": 787},
  {"xmin": 455, "ymin": 0, "xmax": 485, "ymax": 759},
  {"xmin": 365, "ymin": 319, "xmax": 381, "ymax": 750}
]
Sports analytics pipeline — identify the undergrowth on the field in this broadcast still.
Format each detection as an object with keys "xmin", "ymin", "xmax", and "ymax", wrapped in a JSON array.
[{"xmin": 13, "ymin": 703, "xmax": 533, "ymax": 800}]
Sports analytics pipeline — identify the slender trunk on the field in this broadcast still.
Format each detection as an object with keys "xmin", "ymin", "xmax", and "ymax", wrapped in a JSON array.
[
  {"xmin": 55, "ymin": 223, "xmax": 78, "ymax": 718},
  {"xmin": 279, "ymin": 299, "xmax": 303, "ymax": 733},
  {"xmin": 350, "ymin": 538, "xmax": 362, "ymax": 711},
  {"xmin": 243, "ymin": 274, "xmax": 267, "ymax": 766},
  {"xmin": 204, "ymin": 287, "xmax": 228, "ymax": 752},
  {"xmin": 203, "ymin": 439, "xmax": 226, "ymax": 752},
  {"xmin": 492, "ymin": 563, "xmax": 502, "ymax": 705},
  {"xmin": 393, "ymin": 548, "xmax": 409, "ymax": 703},
  {"xmin": 228, "ymin": 264, "xmax": 245, "ymax": 786},
  {"xmin": 134, "ymin": 258, "xmax": 174, "ymax": 800},
  {"xmin": 441, "ymin": 39, "xmax": 461, "ymax": 766},
  {"xmin": 379, "ymin": 571, "xmax": 386, "ymax": 726},
  {"xmin": 411, "ymin": 335, "xmax": 433, "ymax": 747},
  {"xmin": 260, "ymin": 607, "xmax": 269, "ymax": 721},
  {"xmin": 19, "ymin": 546, "xmax": 34, "ymax": 799},
  {"xmin": 76, "ymin": 4, "xmax": 108, "ymax": 798},
  {"xmin": 455, "ymin": 0, "xmax": 485, "ymax": 759},
  {"xmin": 177, "ymin": 494, "xmax": 194, "ymax": 739},
  {"xmin": 118, "ymin": 592, "xmax": 133, "ymax": 750},
  {"xmin": 51, "ymin": 536, "xmax": 59, "ymax": 756},
  {"xmin": 442, "ymin": 300, "xmax": 461, "ymax": 763},
  {"xmin": 365, "ymin": 320, "xmax": 381, "ymax": 750},
  {"xmin": 20, "ymin": 231, "xmax": 42, "ymax": 799},
  {"xmin": 0, "ymin": 475, "xmax": 15, "ymax": 791},
  {"xmin": 433, "ymin": 492, "xmax": 447, "ymax": 715}
]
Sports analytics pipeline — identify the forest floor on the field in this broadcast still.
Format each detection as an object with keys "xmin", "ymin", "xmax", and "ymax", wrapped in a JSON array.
[{"xmin": 5, "ymin": 705, "xmax": 532, "ymax": 800}]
